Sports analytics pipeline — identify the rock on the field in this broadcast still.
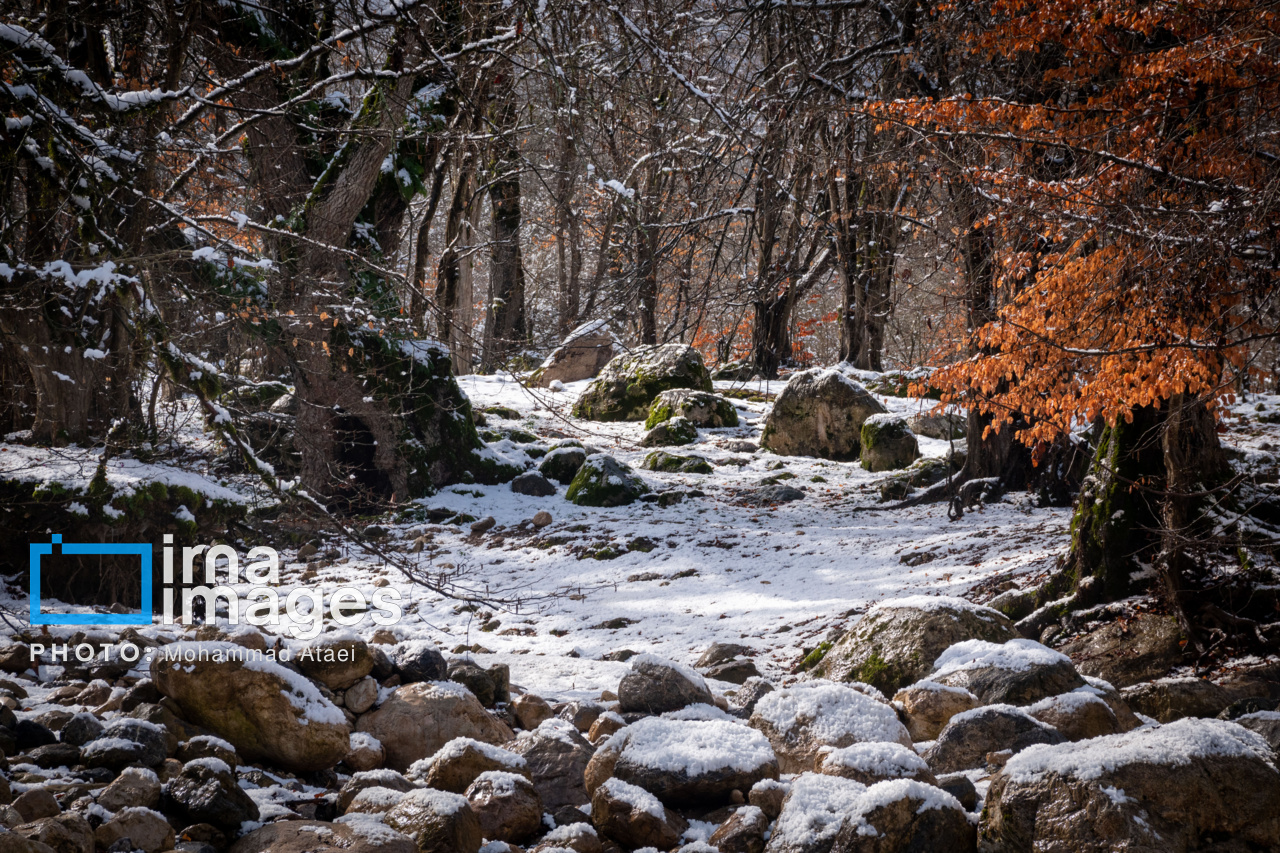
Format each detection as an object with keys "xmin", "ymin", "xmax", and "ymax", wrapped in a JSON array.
[
  {"xmin": 558, "ymin": 700, "xmax": 606, "ymax": 733},
  {"xmin": 572, "ymin": 343, "xmax": 713, "ymax": 421},
  {"xmin": 698, "ymin": 643, "xmax": 753, "ymax": 668},
  {"xmin": 763, "ymin": 772, "xmax": 862, "ymax": 853},
  {"xmin": 465, "ymin": 770, "xmax": 543, "ymax": 844},
  {"xmin": 0, "ymin": 644, "xmax": 29, "ymax": 675},
  {"xmin": 96, "ymin": 766, "xmax": 160, "ymax": 812},
  {"xmin": 749, "ymin": 682, "xmax": 911, "ymax": 773},
  {"xmin": 534, "ymin": 322, "xmax": 620, "ymax": 387},
  {"xmin": 383, "ymin": 789, "xmax": 482, "ymax": 853},
  {"xmin": 759, "ymin": 368, "xmax": 886, "ymax": 460},
  {"xmin": 566, "ymin": 455, "xmax": 650, "ymax": 507},
  {"xmin": 337, "ymin": 769, "xmax": 418, "ymax": 813},
  {"xmin": 1025, "ymin": 691, "xmax": 1123, "ymax": 741},
  {"xmin": 531, "ymin": 821, "xmax": 602, "ymax": 853},
  {"xmin": 345, "ymin": 785, "xmax": 408, "ymax": 815},
  {"xmin": 357, "ymin": 681, "xmax": 513, "ymax": 772},
  {"xmin": 391, "ymin": 640, "xmax": 449, "ymax": 683},
  {"xmin": 646, "ymin": 389, "xmax": 739, "ymax": 429},
  {"xmin": 57, "ymin": 713, "xmax": 103, "ymax": 747},
  {"xmin": 1234, "ymin": 710, "xmax": 1280, "ymax": 753},
  {"xmin": 749, "ymin": 779, "xmax": 789, "ymax": 821},
  {"xmin": 829, "ymin": 779, "xmax": 976, "ymax": 853},
  {"xmin": 618, "ymin": 654, "xmax": 714, "ymax": 714},
  {"xmin": 296, "ymin": 635, "xmax": 374, "ymax": 690},
  {"xmin": 81, "ymin": 718, "xmax": 168, "ymax": 770},
  {"xmin": 742, "ymin": 484, "xmax": 806, "ymax": 506},
  {"xmin": 532, "ymin": 510, "xmax": 553, "ymax": 527},
  {"xmin": 730, "ymin": 678, "xmax": 776, "ymax": 717},
  {"xmin": 417, "ymin": 737, "xmax": 528, "ymax": 793},
  {"xmin": 12, "ymin": 790, "xmax": 59, "ymax": 823},
  {"xmin": 1120, "ymin": 676, "xmax": 1233, "ymax": 722},
  {"xmin": 25, "ymin": 743, "xmax": 79, "ymax": 769},
  {"xmin": 892, "ymin": 681, "xmax": 981, "ymax": 742},
  {"xmin": 703, "ymin": 658, "xmax": 761, "ymax": 685},
  {"xmin": 151, "ymin": 640, "xmax": 350, "ymax": 772},
  {"xmin": 448, "ymin": 661, "xmax": 497, "ymax": 707},
  {"xmin": 935, "ymin": 772, "xmax": 978, "ymax": 811},
  {"xmin": 508, "ymin": 719, "xmax": 595, "ymax": 811},
  {"xmin": 345, "ymin": 732, "xmax": 385, "ymax": 771},
  {"xmin": 982, "ymin": 718, "xmax": 1280, "ymax": 851},
  {"xmin": 512, "ymin": 693, "xmax": 555, "ymax": 730},
  {"xmin": 511, "ymin": 471, "xmax": 557, "ymax": 497},
  {"xmin": 345, "ymin": 676, "xmax": 379, "ymax": 715},
  {"xmin": 907, "ymin": 411, "xmax": 965, "ymax": 440},
  {"xmin": 585, "ymin": 717, "xmax": 778, "ymax": 807},
  {"xmin": 229, "ymin": 820, "xmax": 415, "ymax": 853},
  {"xmin": 640, "ymin": 415, "xmax": 698, "ymax": 447},
  {"xmin": 1057, "ymin": 610, "xmax": 1184, "ymax": 688},
  {"xmin": 94, "ymin": 806, "xmax": 175, "ymax": 853},
  {"xmin": 164, "ymin": 757, "xmax": 260, "ymax": 830},
  {"xmin": 859, "ymin": 414, "xmax": 920, "ymax": 472},
  {"xmin": 12, "ymin": 720, "xmax": 55, "ymax": 751},
  {"xmin": 470, "ymin": 516, "xmax": 497, "ymax": 534},
  {"xmin": 817, "ymin": 742, "xmax": 938, "ymax": 787},
  {"xmin": 539, "ymin": 444, "xmax": 588, "ymax": 484},
  {"xmin": 709, "ymin": 805, "xmax": 769, "ymax": 853},
  {"xmin": 591, "ymin": 777, "xmax": 688, "ymax": 850},
  {"xmin": 923, "ymin": 704, "xmax": 1065, "ymax": 774},
  {"xmin": 587, "ymin": 711, "xmax": 627, "ymax": 744},
  {"xmin": 12, "ymin": 814, "xmax": 94, "ymax": 853},
  {"xmin": 929, "ymin": 638, "xmax": 1087, "ymax": 706},
  {"xmin": 811, "ymin": 597, "xmax": 1016, "ymax": 695}
]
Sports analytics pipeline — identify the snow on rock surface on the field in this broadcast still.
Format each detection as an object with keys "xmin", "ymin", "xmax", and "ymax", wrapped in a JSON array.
[{"xmin": 750, "ymin": 681, "xmax": 911, "ymax": 773}]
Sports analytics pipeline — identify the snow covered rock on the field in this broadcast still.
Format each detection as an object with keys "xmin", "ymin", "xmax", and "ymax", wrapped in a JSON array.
[
  {"xmin": 81, "ymin": 718, "xmax": 168, "ymax": 770},
  {"xmin": 618, "ymin": 654, "xmax": 715, "ymax": 714},
  {"xmin": 588, "ymin": 710, "xmax": 628, "ymax": 743},
  {"xmin": 508, "ymin": 718, "xmax": 596, "ymax": 811},
  {"xmin": 640, "ymin": 414, "xmax": 698, "ymax": 447},
  {"xmin": 1057, "ymin": 610, "xmax": 1184, "ymax": 688},
  {"xmin": 1120, "ymin": 676, "xmax": 1233, "ymax": 723},
  {"xmin": 646, "ymin": 389, "xmax": 739, "ymax": 429},
  {"xmin": 297, "ymin": 634, "xmax": 374, "ymax": 690},
  {"xmin": 533, "ymin": 321, "xmax": 620, "ymax": 387},
  {"xmin": 94, "ymin": 806, "xmax": 175, "ymax": 853},
  {"xmin": 892, "ymin": 681, "xmax": 981, "ymax": 742},
  {"xmin": 229, "ymin": 820, "xmax": 415, "ymax": 853},
  {"xmin": 749, "ymin": 681, "xmax": 911, "ymax": 773},
  {"xmin": 572, "ymin": 343, "xmax": 713, "ymax": 421},
  {"xmin": 811, "ymin": 597, "xmax": 1016, "ymax": 695},
  {"xmin": 346, "ymin": 786, "xmax": 409, "ymax": 816},
  {"xmin": 539, "ymin": 442, "xmax": 588, "ymax": 484},
  {"xmin": 928, "ymin": 638, "xmax": 1087, "ymax": 706},
  {"xmin": 566, "ymin": 455, "xmax": 650, "ymax": 506},
  {"xmin": 338, "ymin": 769, "xmax": 418, "ymax": 813},
  {"xmin": 759, "ymin": 368, "xmax": 886, "ymax": 460},
  {"xmin": 345, "ymin": 732, "xmax": 385, "ymax": 771},
  {"xmin": 465, "ymin": 770, "xmax": 544, "ymax": 844},
  {"xmin": 591, "ymin": 777, "xmax": 689, "ymax": 850},
  {"xmin": 763, "ymin": 772, "xmax": 864, "ymax": 853},
  {"xmin": 163, "ymin": 756, "xmax": 260, "ymax": 830},
  {"xmin": 908, "ymin": 410, "xmax": 965, "ymax": 440},
  {"xmin": 356, "ymin": 682, "xmax": 514, "ymax": 772},
  {"xmin": 817, "ymin": 742, "xmax": 938, "ymax": 788},
  {"xmin": 981, "ymin": 718, "xmax": 1280, "ymax": 851},
  {"xmin": 750, "ymin": 778, "xmax": 790, "ymax": 820},
  {"xmin": 390, "ymin": 639, "xmax": 449, "ymax": 683},
  {"xmin": 528, "ymin": 822, "xmax": 604, "ymax": 853},
  {"xmin": 1234, "ymin": 710, "xmax": 1280, "ymax": 753},
  {"xmin": 585, "ymin": 717, "xmax": 779, "ymax": 806},
  {"xmin": 98, "ymin": 766, "xmax": 161, "ymax": 812},
  {"xmin": 415, "ymin": 737, "xmax": 529, "ymax": 793},
  {"xmin": 511, "ymin": 470, "xmax": 558, "ymax": 497},
  {"xmin": 1026, "ymin": 691, "xmax": 1124, "ymax": 741},
  {"xmin": 922, "ymin": 705, "xmax": 1065, "ymax": 774},
  {"xmin": 383, "ymin": 789, "xmax": 483, "ymax": 853},
  {"xmin": 859, "ymin": 414, "xmax": 920, "ymax": 472},
  {"xmin": 345, "ymin": 675, "xmax": 379, "ymax": 714},
  {"xmin": 708, "ymin": 804, "xmax": 769, "ymax": 853}
]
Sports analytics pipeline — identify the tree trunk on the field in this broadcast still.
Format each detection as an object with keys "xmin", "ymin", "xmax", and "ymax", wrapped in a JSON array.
[
  {"xmin": 482, "ymin": 100, "xmax": 528, "ymax": 371},
  {"xmin": 438, "ymin": 154, "xmax": 479, "ymax": 367}
]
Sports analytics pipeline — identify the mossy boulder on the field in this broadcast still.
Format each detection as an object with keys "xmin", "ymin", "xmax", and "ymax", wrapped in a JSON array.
[
  {"xmin": 642, "ymin": 451, "xmax": 714, "ymax": 474},
  {"xmin": 760, "ymin": 368, "xmax": 886, "ymax": 460},
  {"xmin": 712, "ymin": 360, "xmax": 754, "ymax": 381},
  {"xmin": 860, "ymin": 414, "xmax": 920, "ymax": 472},
  {"xmin": 811, "ymin": 597, "xmax": 1017, "ymax": 695},
  {"xmin": 539, "ymin": 442, "xmax": 588, "ymax": 484},
  {"xmin": 878, "ymin": 455, "xmax": 961, "ymax": 501},
  {"xmin": 572, "ymin": 344, "xmax": 713, "ymax": 422},
  {"xmin": 645, "ymin": 390, "xmax": 738, "ymax": 429},
  {"xmin": 640, "ymin": 416, "xmax": 698, "ymax": 447},
  {"xmin": 566, "ymin": 455, "xmax": 649, "ymax": 507}
]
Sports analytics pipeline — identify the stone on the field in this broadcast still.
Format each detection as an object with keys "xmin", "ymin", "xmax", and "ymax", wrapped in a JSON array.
[
  {"xmin": 151, "ymin": 640, "xmax": 350, "ymax": 772},
  {"xmin": 859, "ymin": 414, "xmax": 921, "ymax": 472},
  {"xmin": 646, "ymin": 389, "xmax": 739, "ymax": 429},
  {"xmin": 923, "ymin": 705, "xmax": 1065, "ymax": 774},
  {"xmin": 508, "ymin": 719, "xmax": 595, "ymax": 811},
  {"xmin": 587, "ymin": 711, "xmax": 627, "ymax": 744},
  {"xmin": 698, "ymin": 643, "xmax": 753, "ymax": 668},
  {"xmin": 296, "ymin": 635, "xmax": 374, "ymax": 690},
  {"xmin": 0, "ymin": 644, "xmax": 29, "ymax": 675},
  {"xmin": 1057, "ymin": 610, "xmax": 1184, "ymax": 688},
  {"xmin": 81, "ymin": 718, "xmax": 168, "ymax": 770},
  {"xmin": 566, "ymin": 455, "xmax": 650, "ymax": 507},
  {"xmin": 708, "ymin": 805, "xmax": 769, "ymax": 853},
  {"xmin": 928, "ymin": 639, "xmax": 1087, "ymax": 706},
  {"xmin": 391, "ymin": 640, "xmax": 449, "ymax": 683},
  {"xmin": 448, "ymin": 661, "xmax": 497, "ymax": 707},
  {"xmin": 356, "ymin": 682, "xmax": 514, "ymax": 772},
  {"xmin": 345, "ymin": 786, "xmax": 408, "ymax": 816},
  {"xmin": 25, "ymin": 743, "xmax": 79, "ymax": 770},
  {"xmin": 1121, "ymin": 676, "xmax": 1233, "ymax": 722},
  {"xmin": 572, "ymin": 343, "xmax": 713, "ymax": 422},
  {"xmin": 730, "ymin": 677, "xmax": 776, "ymax": 717},
  {"xmin": 759, "ymin": 368, "xmax": 886, "ymax": 460},
  {"xmin": 539, "ymin": 444, "xmax": 588, "ymax": 484},
  {"xmin": 762, "ymin": 773, "xmax": 860, "ymax": 853},
  {"xmin": 511, "ymin": 471, "xmax": 557, "ymax": 497},
  {"xmin": 96, "ymin": 766, "xmax": 161, "ymax": 812},
  {"xmin": 811, "ymin": 597, "xmax": 1016, "ymax": 695},
  {"xmin": 533, "ymin": 322, "xmax": 620, "ymax": 387},
  {"xmin": 12, "ymin": 790, "xmax": 59, "ymax": 823},
  {"xmin": 345, "ymin": 732, "xmax": 385, "ymax": 771},
  {"xmin": 57, "ymin": 713, "xmax": 103, "ymax": 747},
  {"xmin": 908, "ymin": 410, "xmax": 965, "ymax": 440},
  {"xmin": 417, "ymin": 737, "xmax": 529, "ymax": 794},
  {"xmin": 935, "ymin": 772, "xmax": 978, "ymax": 811},
  {"xmin": 748, "ymin": 779, "xmax": 789, "ymax": 821},
  {"xmin": 558, "ymin": 700, "xmax": 606, "ymax": 733},
  {"xmin": 704, "ymin": 658, "xmax": 761, "ymax": 685},
  {"xmin": 741, "ymin": 484, "xmax": 805, "ymax": 506},
  {"xmin": 94, "ymin": 806, "xmax": 175, "ymax": 853},
  {"xmin": 532, "ymin": 510, "xmax": 553, "ymax": 527},
  {"xmin": 337, "ymin": 769, "xmax": 418, "ymax": 813},
  {"xmin": 383, "ymin": 789, "xmax": 482, "ymax": 853},
  {"xmin": 1025, "ymin": 691, "xmax": 1123, "ymax": 741},
  {"xmin": 465, "ymin": 770, "xmax": 543, "ymax": 844},
  {"xmin": 511, "ymin": 693, "xmax": 555, "ymax": 730},
  {"xmin": 470, "ymin": 516, "xmax": 497, "ymax": 534},
  {"xmin": 749, "ymin": 682, "xmax": 911, "ymax": 774},
  {"xmin": 829, "ymin": 780, "xmax": 976, "ymax": 853},
  {"xmin": 12, "ymin": 814, "xmax": 94, "ymax": 853},
  {"xmin": 817, "ymin": 742, "xmax": 938, "ymax": 787},
  {"xmin": 982, "ymin": 718, "xmax": 1280, "ymax": 851},
  {"xmin": 892, "ymin": 681, "xmax": 981, "ymax": 742},
  {"xmin": 164, "ymin": 758, "xmax": 260, "ymax": 830},
  {"xmin": 1234, "ymin": 710, "xmax": 1280, "ymax": 752},
  {"xmin": 229, "ymin": 820, "xmax": 415, "ymax": 853},
  {"xmin": 641, "ymin": 450, "xmax": 713, "ymax": 473},
  {"xmin": 345, "ymin": 676, "xmax": 379, "ymax": 714},
  {"xmin": 591, "ymin": 777, "xmax": 688, "ymax": 850},
  {"xmin": 639, "ymin": 415, "xmax": 698, "ymax": 446},
  {"xmin": 618, "ymin": 655, "xmax": 714, "ymax": 714}
]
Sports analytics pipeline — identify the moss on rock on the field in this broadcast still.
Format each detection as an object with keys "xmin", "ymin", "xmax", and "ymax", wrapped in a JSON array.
[
  {"xmin": 572, "ymin": 344, "xmax": 713, "ymax": 422},
  {"xmin": 860, "ymin": 415, "xmax": 920, "ymax": 472},
  {"xmin": 640, "ymin": 416, "xmax": 698, "ymax": 447},
  {"xmin": 644, "ymin": 390, "xmax": 739, "ymax": 430},
  {"xmin": 642, "ymin": 451, "xmax": 714, "ymax": 474},
  {"xmin": 565, "ymin": 455, "xmax": 649, "ymax": 507}
]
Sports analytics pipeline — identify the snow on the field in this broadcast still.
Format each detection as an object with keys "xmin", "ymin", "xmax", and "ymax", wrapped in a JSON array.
[
  {"xmin": 472, "ymin": 769, "xmax": 529, "ymax": 795},
  {"xmin": 1027, "ymin": 691, "xmax": 1111, "ymax": 716},
  {"xmin": 847, "ymin": 778, "xmax": 969, "ymax": 836},
  {"xmin": 946, "ymin": 703, "xmax": 1058, "ymax": 732},
  {"xmin": 349, "ymin": 732, "xmax": 382, "ymax": 751},
  {"xmin": 630, "ymin": 653, "xmax": 709, "ymax": 693},
  {"xmin": 661, "ymin": 703, "xmax": 733, "ymax": 722},
  {"xmin": 932, "ymin": 639, "xmax": 1071, "ymax": 678},
  {"xmin": 821, "ymin": 742, "xmax": 931, "ymax": 779},
  {"xmin": 772, "ymin": 773, "xmax": 865, "ymax": 848},
  {"xmin": 871, "ymin": 595, "xmax": 1005, "ymax": 620},
  {"xmin": 600, "ymin": 776, "xmax": 666, "ymax": 819},
  {"xmin": 604, "ymin": 717, "xmax": 776, "ymax": 775},
  {"xmin": 391, "ymin": 788, "xmax": 470, "ymax": 817},
  {"xmin": 752, "ymin": 681, "xmax": 910, "ymax": 746},
  {"xmin": 1004, "ymin": 717, "xmax": 1277, "ymax": 783},
  {"xmin": 430, "ymin": 737, "xmax": 526, "ymax": 769}
]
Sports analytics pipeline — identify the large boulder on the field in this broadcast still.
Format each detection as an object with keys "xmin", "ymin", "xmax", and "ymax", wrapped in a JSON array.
[
  {"xmin": 296, "ymin": 633, "xmax": 374, "ymax": 690},
  {"xmin": 414, "ymin": 737, "xmax": 529, "ymax": 793},
  {"xmin": 764, "ymin": 772, "xmax": 864, "ymax": 853},
  {"xmin": 1120, "ymin": 676, "xmax": 1233, "ymax": 723},
  {"xmin": 1025, "ymin": 691, "xmax": 1125, "ymax": 741},
  {"xmin": 1235, "ymin": 710, "xmax": 1280, "ymax": 753},
  {"xmin": 356, "ymin": 682, "xmax": 514, "ymax": 772},
  {"xmin": 982, "ymin": 718, "xmax": 1280, "ymax": 851},
  {"xmin": 749, "ymin": 681, "xmax": 911, "ymax": 773},
  {"xmin": 922, "ymin": 705, "xmax": 1066, "ymax": 775},
  {"xmin": 1057, "ymin": 610, "xmax": 1184, "ymax": 688},
  {"xmin": 639, "ymin": 415, "xmax": 698, "ymax": 447},
  {"xmin": 533, "ymin": 321, "xmax": 620, "ymax": 387},
  {"xmin": 759, "ymin": 368, "xmax": 886, "ymax": 460},
  {"xmin": 828, "ymin": 779, "xmax": 976, "ymax": 853},
  {"xmin": 618, "ymin": 654, "xmax": 714, "ymax": 714},
  {"xmin": 163, "ymin": 757, "xmax": 261, "ymax": 830},
  {"xmin": 892, "ymin": 681, "xmax": 981, "ymax": 742},
  {"xmin": 811, "ymin": 597, "xmax": 1016, "ymax": 695},
  {"xmin": 508, "ymin": 718, "xmax": 596, "ymax": 811},
  {"xmin": 94, "ymin": 807, "xmax": 175, "ymax": 853},
  {"xmin": 709, "ymin": 805, "xmax": 770, "ymax": 853},
  {"xmin": 929, "ymin": 638, "xmax": 1087, "ymax": 706},
  {"xmin": 859, "ymin": 415, "xmax": 920, "ymax": 472},
  {"xmin": 585, "ymin": 717, "xmax": 778, "ymax": 806},
  {"xmin": 383, "ymin": 789, "xmax": 482, "ymax": 853},
  {"xmin": 645, "ymin": 389, "xmax": 738, "ymax": 429},
  {"xmin": 151, "ymin": 641, "xmax": 350, "ymax": 772},
  {"xmin": 591, "ymin": 777, "xmax": 688, "ymax": 851},
  {"xmin": 572, "ymin": 344, "xmax": 713, "ymax": 421},
  {"xmin": 229, "ymin": 820, "xmax": 415, "ymax": 853},
  {"xmin": 565, "ymin": 455, "xmax": 650, "ymax": 507},
  {"xmin": 465, "ymin": 770, "xmax": 543, "ymax": 844},
  {"xmin": 539, "ymin": 443, "xmax": 588, "ymax": 484},
  {"xmin": 817, "ymin": 742, "xmax": 937, "ymax": 788}
]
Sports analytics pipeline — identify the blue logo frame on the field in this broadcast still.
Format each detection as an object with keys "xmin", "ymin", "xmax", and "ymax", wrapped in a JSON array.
[{"xmin": 29, "ymin": 535, "xmax": 153, "ymax": 625}]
